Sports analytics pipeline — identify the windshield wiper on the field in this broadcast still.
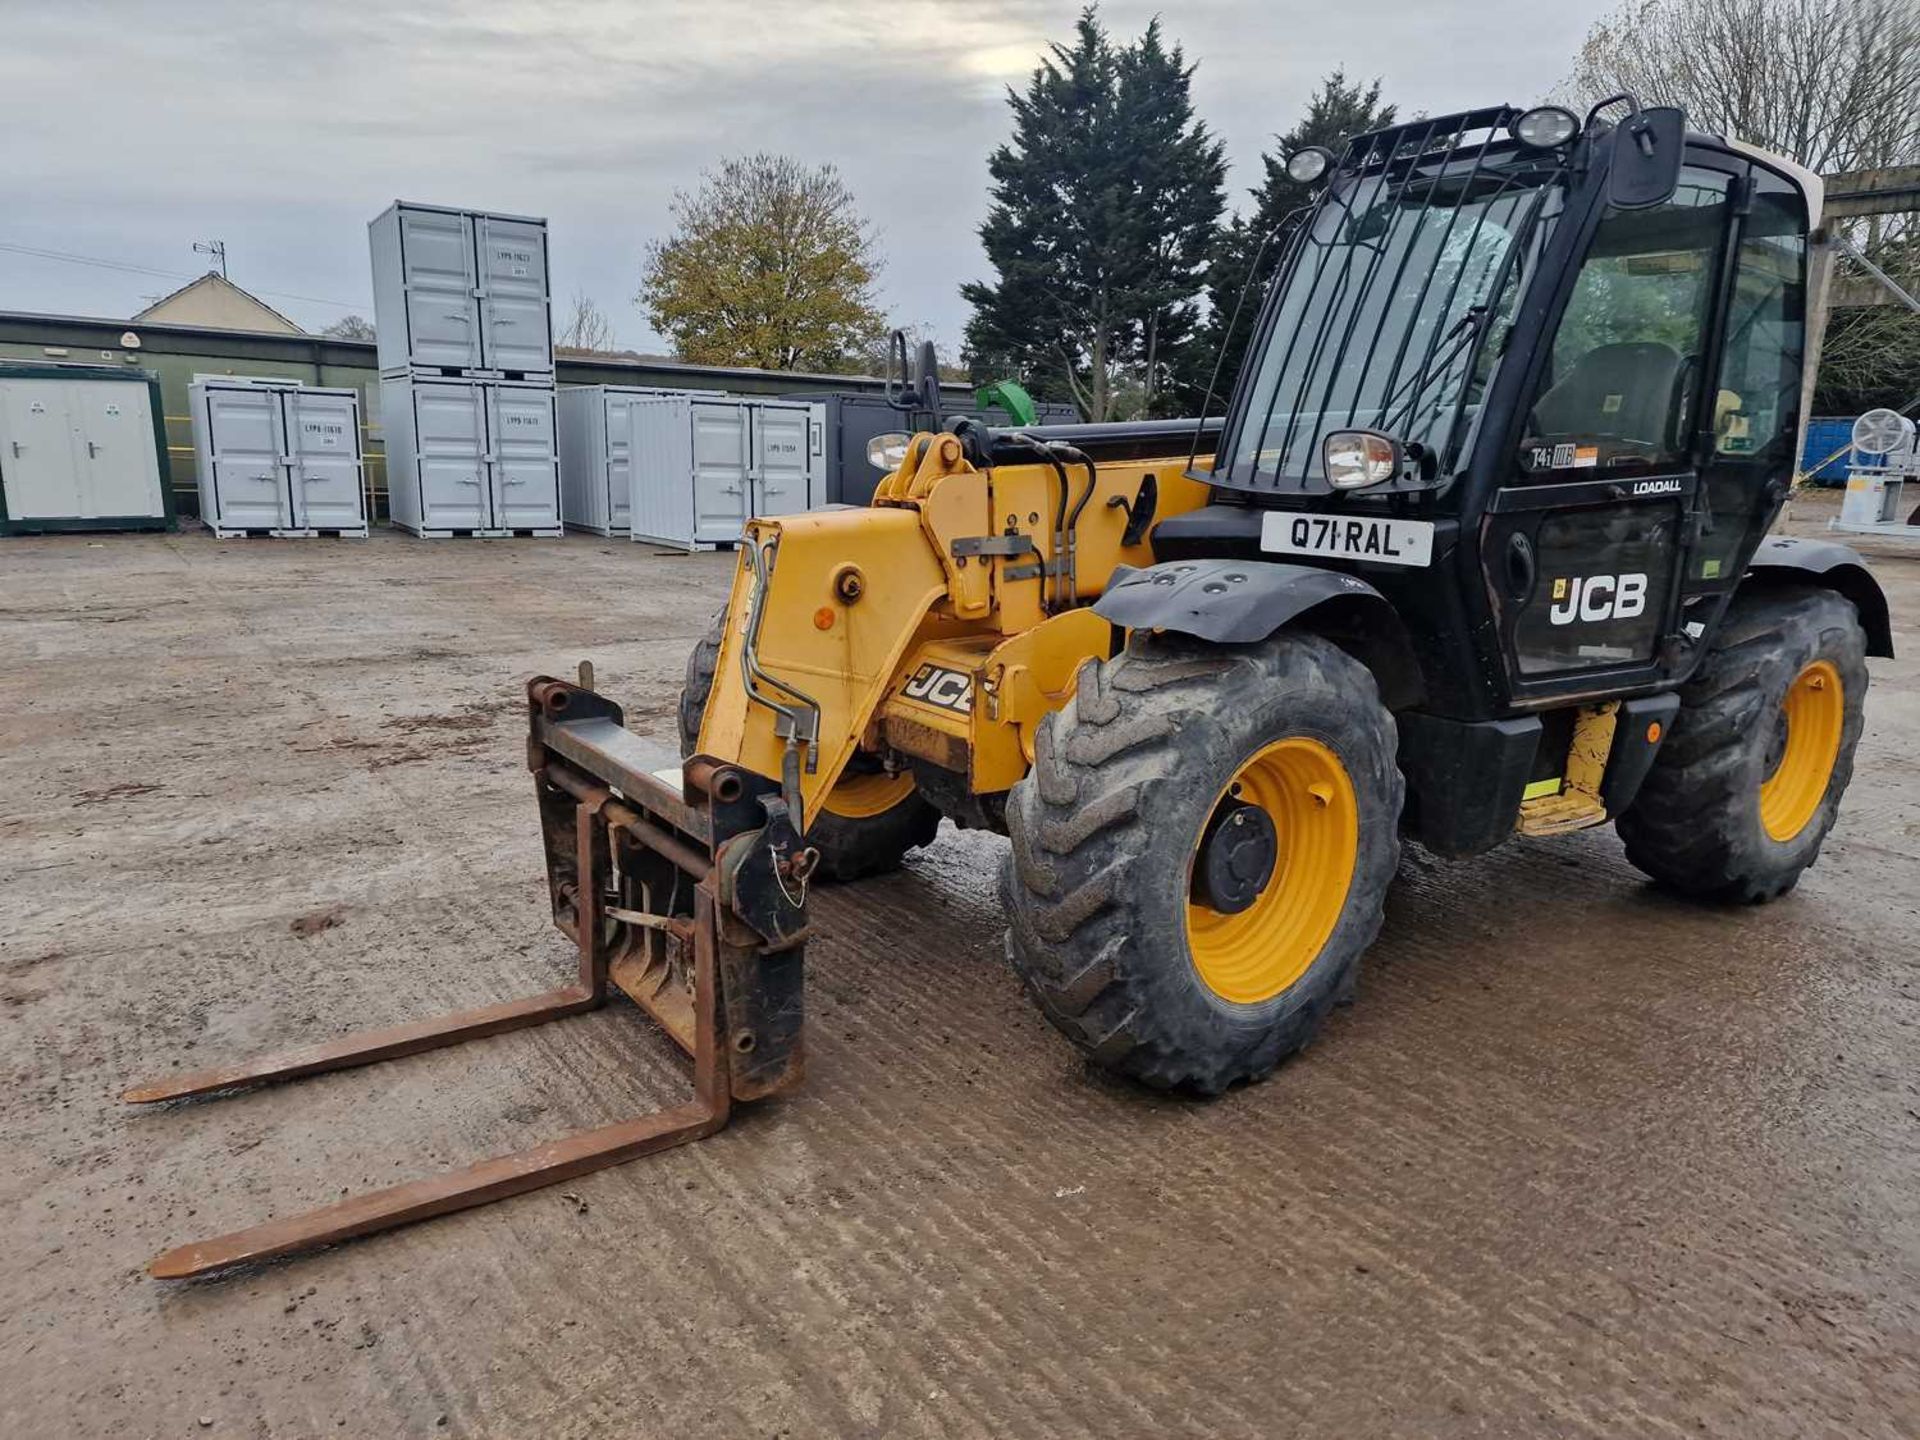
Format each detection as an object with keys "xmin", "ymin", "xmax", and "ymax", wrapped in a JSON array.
[{"xmin": 1379, "ymin": 304, "xmax": 1488, "ymax": 437}]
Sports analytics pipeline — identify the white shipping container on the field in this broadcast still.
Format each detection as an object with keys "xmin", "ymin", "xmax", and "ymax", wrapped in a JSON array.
[
  {"xmin": 556, "ymin": 385, "xmax": 693, "ymax": 536},
  {"xmin": 0, "ymin": 367, "xmax": 170, "ymax": 534},
  {"xmin": 628, "ymin": 395, "xmax": 826, "ymax": 549},
  {"xmin": 380, "ymin": 375, "xmax": 561, "ymax": 537},
  {"xmin": 369, "ymin": 202, "xmax": 553, "ymax": 377},
  {"xmin": 189, "ymin": 377, "xmax": 368, "ymax": 537}
]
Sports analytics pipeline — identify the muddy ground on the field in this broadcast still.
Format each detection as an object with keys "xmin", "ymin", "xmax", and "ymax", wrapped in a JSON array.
[{"xmin": 2, "ymin": 493, "xmax": 1916, "ymax": 1438}]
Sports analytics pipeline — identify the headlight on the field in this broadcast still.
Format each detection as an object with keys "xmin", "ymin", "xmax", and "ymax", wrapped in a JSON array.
[
  {"xmin": 1284, "ymin": 146, "xmax": 1335, "ymax": 185},
  {"xmin": 1511, "ymin": 105, "xmax": 1579, "ymax": 149},
  {"xmin": 1323, "ymin": 430, "xmax": 1400, "ymax": 489},
  {"xmin": 866, "ymin": 432, "xmax": 911, "ymax": 471}
]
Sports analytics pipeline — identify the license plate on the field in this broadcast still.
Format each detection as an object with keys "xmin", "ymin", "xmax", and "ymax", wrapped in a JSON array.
[{"xmin": 1260, "ymin": 511, "xmax": 1434, "ymax": 567}]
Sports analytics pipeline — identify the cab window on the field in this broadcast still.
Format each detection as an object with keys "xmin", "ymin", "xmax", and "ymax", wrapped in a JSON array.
[
  {"xmin": 1693, "ymin": 173, "xmax": 1808, "ymax": 580},
  {"xmin": 1519, "ymin": 168, "xmax": 1733, "ymax": 478}
]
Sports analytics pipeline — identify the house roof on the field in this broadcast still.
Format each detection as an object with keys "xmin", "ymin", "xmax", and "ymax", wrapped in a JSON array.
[{"xmin": 132, "ymin": 273, "xmax": 305, "ymax": 335}]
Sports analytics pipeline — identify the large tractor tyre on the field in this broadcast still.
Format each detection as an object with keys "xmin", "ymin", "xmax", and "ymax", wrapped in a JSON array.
[
  {"xmin": 1003, "ymin": 631, "xmax": 1404, "ymax": 1095},
  {"xmin": 1618, "ymin": 586, "xmax": 1867, "ymax": 903},
  {"xmin": 678, "ymin": 610, "xmax": 939, "ymax": 882}
]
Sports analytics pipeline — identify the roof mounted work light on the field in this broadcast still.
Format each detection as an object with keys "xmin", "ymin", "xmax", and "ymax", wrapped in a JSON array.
[
  {"xmin": 1511, "ymin": 105, "xmax": 1580, "ymax": 149},
  {"xmin": 1285, "ymin": 146, "xmax": 1335, "ymax": 184}
]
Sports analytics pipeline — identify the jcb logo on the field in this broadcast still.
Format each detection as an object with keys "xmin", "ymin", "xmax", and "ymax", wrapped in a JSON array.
[
  {"xmin": 1548, "ymin": 573, "xmax": 1647, "ymax": 625},
  {"xmin": 902, "ymin": 663, "xmax": 973, "ymax": 713}
]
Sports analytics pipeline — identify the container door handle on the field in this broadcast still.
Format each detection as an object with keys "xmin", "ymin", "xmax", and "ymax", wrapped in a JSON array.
[
  {"xmin": 9, "ymin": 441, "xmax": 19, "ymax": 457},
  {"xmin": 87, "ymin": 441, "xmax": 100, "ymax": 459}
]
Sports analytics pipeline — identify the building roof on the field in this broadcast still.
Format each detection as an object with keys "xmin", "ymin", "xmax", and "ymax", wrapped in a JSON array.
[{"xmin": 132, "ymin": 273, "xmax": 305, "ymax": 335}]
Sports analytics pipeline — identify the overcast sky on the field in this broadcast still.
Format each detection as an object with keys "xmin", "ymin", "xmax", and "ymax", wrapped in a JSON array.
[{"xmin": 0, "ymin": 0, "xmax": 1601, "ymax": 356}]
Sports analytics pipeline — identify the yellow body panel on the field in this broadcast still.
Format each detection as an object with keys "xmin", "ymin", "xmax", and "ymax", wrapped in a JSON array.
[{"xmin": 693, "ymin": 433, "xmax": 1213, "ymax": 830}]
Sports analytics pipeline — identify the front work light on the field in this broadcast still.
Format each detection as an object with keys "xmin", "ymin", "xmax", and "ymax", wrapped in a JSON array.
[
  {"xmin": 1511, "ymin": 105, "xmax": 1580, "ymax": 149},
  {"xmin": 1323, "ymin": 430, "xmax": 1400, "ymax": 489},
  {"xmin": 867, "ymin": 432, "xmax": 911, "ymax": 471},
  {"xmin": 1285, "ymin": 146, "xmax": 1335, "ymax": 185}
]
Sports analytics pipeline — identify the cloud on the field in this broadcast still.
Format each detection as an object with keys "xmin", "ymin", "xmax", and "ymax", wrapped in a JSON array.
[{"xmin": 0, "ymin": 0, "xmax": 1598, "ymax": 353}]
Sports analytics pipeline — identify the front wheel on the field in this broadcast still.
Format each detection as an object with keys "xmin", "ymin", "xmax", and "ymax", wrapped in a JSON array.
[
  {"xmin": 678, "ymin": 609, "xmax": 939, "ymax": 882},
  {"xmin": 1003, "ymin": 631, "xmax": 1403, "ymax": 1094}
]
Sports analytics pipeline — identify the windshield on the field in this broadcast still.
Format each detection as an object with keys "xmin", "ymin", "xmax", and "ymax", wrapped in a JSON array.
[{"xmin": 1224, "ymin": 154, "xmax": 1564, "ymax": 489}]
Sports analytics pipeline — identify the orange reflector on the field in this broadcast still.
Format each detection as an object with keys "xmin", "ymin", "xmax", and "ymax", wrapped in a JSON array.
[
  {"xmin": 1646, "ymin": 721, "xmax": 1663, "ymax": 744},
  {"xmin": 813, "ymin": 607, "xmax": 836, "ymax": 630}
]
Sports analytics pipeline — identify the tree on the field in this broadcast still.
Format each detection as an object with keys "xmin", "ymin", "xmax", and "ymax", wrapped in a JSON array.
[
  {"xmin": 1565, "ymin": 0, "xmax": 1920, "ymax": 412},
  {"xmin": 1566, "ymin": 0, "xmax": 1919, "ymax": 176},
  {"xmin": 962, "ymin": 9, "xmax": 1225, "ymax": 420},
  {"xmin": 321, "ymin": 314, "xmax": 375, "ymax": 342},
  {"xmin": 556, "ymin": 292, "xmax": 617, "ymax": 353},
  {"xmin": 639, "ymin": 154, "xmax": 886, "ymax": 371},
  {"xmin": 1172, "ymin": 71, "xmax": 1395, "ymax": 413}
]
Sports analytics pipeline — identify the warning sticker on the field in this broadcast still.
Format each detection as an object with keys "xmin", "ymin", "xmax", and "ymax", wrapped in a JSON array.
[{"xmin": 1572, "ymin": 445, "xmax": 1598, "ymax": 468}]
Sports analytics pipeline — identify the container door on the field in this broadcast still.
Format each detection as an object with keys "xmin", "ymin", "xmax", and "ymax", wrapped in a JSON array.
[
  {"xmin": 602, "ymin": 392, "xmax": 634, "ymax": 531},
  {"xmin": 399, "ymin": 209, "xmax": 482, "ymax": 370},
  {"xmin": 0, "ymin": 379, "xmax": 81, "ymax": 520},
  {"xmin": 203, "ymin": 384, "xmax": 288, "ymax": 530},
  {"xmin": 412, "ymin": 383, "xmax": 490, "ymax": 530},
  {"xmin": 475, "ymin": 216, "xmax": 550, "ymax": 374},
  {"xmin": 71, "ymin": 382, "xmax": 163, "ymax": 519},
  {"xmin": 284, "ymin": 391, "xmax": 364, "ymax": 530},
  {"xmin": 488, "ymin": 385, "xmax": 559, "ymax": 531},
  {"xmin": 690, "ymin": 402, "xmax": 750, "ymax": 543},
  {"xmin": 753, "ymin": 405, "xmax": 811, "ymax": 516}
]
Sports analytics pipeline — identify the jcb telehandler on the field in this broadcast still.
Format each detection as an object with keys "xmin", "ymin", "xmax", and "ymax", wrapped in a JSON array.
[{"xmin": 132, "ymin": 97, "xmax": 1891, "ymax": 1277}]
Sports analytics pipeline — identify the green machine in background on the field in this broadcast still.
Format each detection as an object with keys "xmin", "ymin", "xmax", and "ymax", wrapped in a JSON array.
[{"xmin": 975, "ymin": 378, "xmax": 1041, "ymax": 427}]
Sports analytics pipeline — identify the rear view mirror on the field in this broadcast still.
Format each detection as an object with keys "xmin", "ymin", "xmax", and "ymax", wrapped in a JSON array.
[{"xmin": 1608, "ymin": 105, "xmax": 1686, "ymax": 210}]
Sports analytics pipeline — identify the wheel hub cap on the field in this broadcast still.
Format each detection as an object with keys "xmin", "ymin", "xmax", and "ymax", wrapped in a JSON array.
[{"xmin": 1194, "ymin": 802, "xmax": 1277, "ymax": 914}]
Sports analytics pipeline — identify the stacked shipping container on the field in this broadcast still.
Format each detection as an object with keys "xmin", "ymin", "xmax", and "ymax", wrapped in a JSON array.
[{"xmin": 370, "ymin": 203, "xmax": 561, "ymax": 536}]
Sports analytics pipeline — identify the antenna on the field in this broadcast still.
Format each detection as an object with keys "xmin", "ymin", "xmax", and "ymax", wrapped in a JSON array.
[{"xmin": 193, "ymin": 239, "xmax": 228, "ymax": 279}]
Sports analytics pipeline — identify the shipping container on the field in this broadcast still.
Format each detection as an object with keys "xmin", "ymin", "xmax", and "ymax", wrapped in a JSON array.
[
  {"xmin": 628, "ymin": 395, "xmax": 824, "ymax": 549},
  {"xmin": 556, "ymin": 384, "xmax": 695, "ymax": 536},
  {"xmin": 0, "ymin": 364, "xmax": 173, "ymax": 535},
  {"xmin": 189, "ymin": 376, "xmax": 367, "ymax": 537},
  {"xmin": 380, "ymin": 375, "xmax": 561, "ymax": 537},
  {"xmin": 369, "ymin": 202, "xmax": 552, "ymax": 378},
  {"xmin": 785, "ymin": 391, "xmax": 1080, "ymax": 505}
]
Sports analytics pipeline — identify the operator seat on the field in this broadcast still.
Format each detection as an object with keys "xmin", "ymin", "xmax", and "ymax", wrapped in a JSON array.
[{"xmin": 1529, "ymin": 340, "xmax": 1683, "ymax": 446}]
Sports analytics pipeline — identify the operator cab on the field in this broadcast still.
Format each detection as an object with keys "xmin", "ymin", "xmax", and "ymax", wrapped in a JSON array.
[{"xmin": 1157, "ymin": 97, "xmax": 1822, "ymax": 717}]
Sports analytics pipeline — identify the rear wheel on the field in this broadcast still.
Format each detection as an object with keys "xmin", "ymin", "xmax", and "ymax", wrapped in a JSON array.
[
  {"xmin": 1618, "ymin": 586, "xmax": 1866, "ymax": 902},
  {"xmin": 1004, "ymin": 631, "xmax": 1403, "ymax": 1094},
  {"xmin": 678, "ymin": 609, "xmax": 939, "ymax": 881}
]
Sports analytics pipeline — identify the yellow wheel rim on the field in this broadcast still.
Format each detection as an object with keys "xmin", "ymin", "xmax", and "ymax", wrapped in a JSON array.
[
  {"xmin": 1185, "ymin": 737, "xmax": 1359, "ymax": 1005},
  {"xmin": 1759, "ymin": 660, "xmax": 1844, "ymax": 842},
  {"xmin": 822, "ymin": 769, "xmax": 917, "ymax": 820}
]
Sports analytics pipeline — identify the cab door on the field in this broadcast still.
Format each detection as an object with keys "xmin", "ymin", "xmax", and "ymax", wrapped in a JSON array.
[{"xmin": 1481, "ymin": 161, "xmax": 1743, "ymax": 700}]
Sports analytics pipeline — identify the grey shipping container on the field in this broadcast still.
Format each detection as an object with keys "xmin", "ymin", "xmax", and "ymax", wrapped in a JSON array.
[
  {"xmin": 787, "ymin": 391, "xmax": 1080, "ymax": 505},
  {"xmin": 380, "ymin": 375, "xmax": 561, "ymax": 537},
  {"xmin": 369, "ymin": 202, "xmax": 553, "ymax": 377},
  {"xmin": 556, "ymin": 384, "xmax": 694, "ymax": 536},
  {"xmin": 0, "ymin": 364, "xmax": 174, "ymax": 535},
  {"xmin": 629, "ymin": 395, "xmax": 824, "ymax": 549},
  {"xmin": 189, "ymin": 376, "xmax": 368, "ymax": 537}
]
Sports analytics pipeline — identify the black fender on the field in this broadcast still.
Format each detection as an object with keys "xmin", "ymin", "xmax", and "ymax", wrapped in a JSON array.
[
  {"xmin": 1095, "ymin": 559, "xmax": 1424, "ymax": 708},
  {"xmin": 1744, "ymin": 537, "xmax": 1893, "ymax": 658}
]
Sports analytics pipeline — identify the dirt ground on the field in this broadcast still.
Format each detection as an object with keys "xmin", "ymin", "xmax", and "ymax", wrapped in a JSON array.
[{"xmin": 2, "ymin": 494, "xmax": 1916, "ymax": 1439}]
